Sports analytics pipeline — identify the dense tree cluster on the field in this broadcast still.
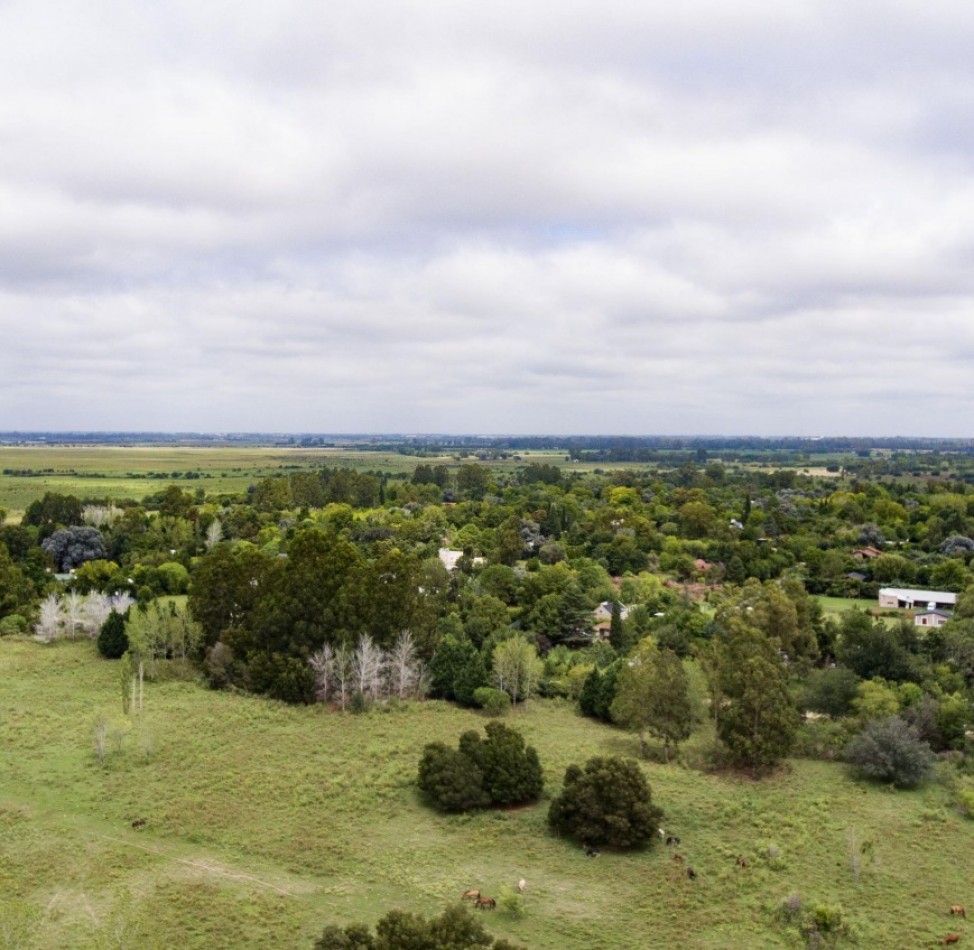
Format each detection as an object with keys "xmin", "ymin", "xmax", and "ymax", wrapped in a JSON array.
[
  {"xmin": 548, "ymin": 756, "xmax": 663, "ymax": 849},
  {"xmin": 8, "ymin": 445, "xmax": 974, "ymax": 793},
  {"xmin": 314, "ymin": 904, "xmax": 526, "ymax": 950},
  {"xmin": 417, "ymin": 722, "xmax": 543, "ymax": 812}
]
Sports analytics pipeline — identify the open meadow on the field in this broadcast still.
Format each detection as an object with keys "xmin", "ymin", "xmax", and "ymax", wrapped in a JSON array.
[{"xmin": 2, "ymin": 638, "xmax": 972, "ymax": 949}]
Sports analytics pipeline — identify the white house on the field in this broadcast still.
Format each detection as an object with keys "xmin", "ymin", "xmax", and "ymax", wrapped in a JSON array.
[{"xmin": 878, "ymin": 587, "xmax": 957, "ymax": 611}]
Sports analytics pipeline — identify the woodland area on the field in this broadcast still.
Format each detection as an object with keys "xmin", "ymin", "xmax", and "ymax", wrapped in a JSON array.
[{"xmin": 4, "ymin": 448, "xmax": 974, "ymax": 782}]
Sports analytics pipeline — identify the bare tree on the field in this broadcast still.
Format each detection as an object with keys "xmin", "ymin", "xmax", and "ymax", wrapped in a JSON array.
[
  {"xmin": 205, "ymin": 519, "xmax": 223, "ymax": 551},
  {"xmin": 352, "ymin": 634, "xmax": 385, "ymax": 704},
  {"xmin": 109, "ymin": 592, "xmax": 135, "ymax": 615},
  {"xmin": 34, "ymin": 594, "xmax": 62, "ymax": 643},
  {"xmin": 93, "ymin": 717, "xmax": 110, "ymax": 765},
  {"xmin": 332, "ymin": 644, "xmax": 352, "ymax": 711},
  {"xmin": 62, "ymin": 591, "xmax": 85, "ymax": 640},
  {"xmin": 388, "ymin": 630, "xmax": 423, "ymax": 699},
  {"xmin": 309, "ymin": 643, "xmax": 335, "ymax": 703},
  {"xmin": 83, "ymin": 503, "xmax": 122, "ymax": 527},
  {"xmin": 82, "ymin": 592, "xmax": 114, "ymax": 638}
]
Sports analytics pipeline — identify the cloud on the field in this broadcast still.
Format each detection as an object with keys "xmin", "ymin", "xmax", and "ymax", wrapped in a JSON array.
[{"xmin": 1, "ymin": 0, "xmax": 973, "ymax": 434}]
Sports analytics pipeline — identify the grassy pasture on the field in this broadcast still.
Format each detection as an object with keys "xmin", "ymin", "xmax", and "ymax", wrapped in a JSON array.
[{"xmin": 2, "ymin": 639, "xmax": 972, "ymax": 949}]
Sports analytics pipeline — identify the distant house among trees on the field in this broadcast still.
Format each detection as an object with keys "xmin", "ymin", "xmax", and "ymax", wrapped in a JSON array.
[
  {"xmin": 853, "ymin": 546, "xmax": 884, "ymax": 560},
  {"xmin": 593, "ymin": 601, "xmax": 632, "ymax": 624},
  {"xmin": 878, "ymin": 587, "xmax": 957, "ymax": 611}
]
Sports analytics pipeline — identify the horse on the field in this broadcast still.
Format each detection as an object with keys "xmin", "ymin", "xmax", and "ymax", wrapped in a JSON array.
[
  {"xmin": 131, "ymin": 818, "xmax": 146, "ymax": 830},
  {"xmin": 942, "ymin": 934, "xmax": 960, "ymax": 946},
  {"xmin": 585, "ymin": 847, "xmax": 601, "ymax": 858},
  {"xmin": 517, "ymin": 879, "xmax": 527, "ymax": 893},
  {"xmin": 666, "ymin": 835, "xmax": 680, "ymax": 847},
  {"xmin": 461, "ymin": 889, "xmax": 480, "ymax": 901},
  {"xmin": 475, "ymin": 896, "xmax": 496, "ymax": 911},
  {"xmin": 950, "ymin": 905, "xmax": 966, "ymax": 919},
  {"xmin": 687, "ymin": 867, "xmax": 697, "ymax": 880},
  {"xmin": 672, "ymin": 853, "xmax": 685, "ymax": 863},
  {"xmin": 736, "ymin": 856, "xmax": 748, "ymax": 869}
]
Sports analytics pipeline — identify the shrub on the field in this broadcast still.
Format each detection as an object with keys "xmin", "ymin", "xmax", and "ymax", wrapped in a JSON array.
[
  {"xmin": 497, "ymin": 884, "xmax": 526, "ymax": 919},
  {"xmin": 0, "ymin": 614, "xmax": 27, "ymax": 636},
  {"xmin": 96, "ymin": 610, "xmax": 129, "ymax": 659},
  {"xmin": 548, "ymin": 756, "xmax": 663, "ymax": 849},
  {"xmin": 800, "ymin": 902, "xmax": 853, "ymax": 948},
  {"xmin": 417, "ymin": 722, "xmax": 543, "ymax": 812},
  {"xmin": 956, "ymin": 787, "xmax": 974, "ymax": 819},
  {"xmin": 204, "ymin": 641, "xmax": 236, "ymax": 689},
  {"xmin": 473, "ymin": 687, "xmax": 511, "ymax": 716},
  {"xmin": 845, "ymin": 716, "xmax": 935, "ymax": 788},
  {"xmin": 479, "ymin": 721, "xmax": 543, "ymax": 805},
  {"xmin": 417, "ymin": 743, "xmax": 489, "ymax": 813},
  {"xmin": 315, "ymin": 904, "xmax": 526, "ymax": 950}
]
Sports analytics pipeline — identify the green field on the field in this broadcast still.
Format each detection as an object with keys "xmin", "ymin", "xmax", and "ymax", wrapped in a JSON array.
[
  {"xmin": 2, "ymin": 638, "xmax": 971, "ymax": 949},
  {"xmin": 0, "ymin": 446, "xmax": 426, "ymax": 517}
]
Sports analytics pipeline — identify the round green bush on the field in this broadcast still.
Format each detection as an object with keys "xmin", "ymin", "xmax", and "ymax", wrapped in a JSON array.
[{"xmin": 473, "ymin": 687, "xmax": 511, "ymax": 716}]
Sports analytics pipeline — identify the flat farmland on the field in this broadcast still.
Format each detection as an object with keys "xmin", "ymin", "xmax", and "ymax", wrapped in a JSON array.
[{"xmin": 0, "ymin": 446, "xmax": 419, "ymax": 517}]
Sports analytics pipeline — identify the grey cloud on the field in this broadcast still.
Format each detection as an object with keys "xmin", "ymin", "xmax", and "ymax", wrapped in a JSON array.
[{"xmin": 2, "ymin": 1, "xmax": 974, "ymax": 433}]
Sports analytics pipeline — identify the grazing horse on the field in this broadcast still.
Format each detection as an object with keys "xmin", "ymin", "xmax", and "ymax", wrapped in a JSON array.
[
  {"xmin": 672, "ymin": 853, "xmax": 685, "ymax": 863},
  {"xmin": 517, "ymin": 879, "xmax": 527, "ymax": 893},
  {"xmin": 666, "ymin": 835, "xmax": 680, "ymax": 847},
  {"xmin": 658, "ymin": 827, "xmax": 666, "ymax": 840},
  {"xmin": 736, "ymin": 856, "xmax": 748, "ymax": 869},
  {"xmin": 585, "ymin": 847, "xmax": 601, "ymax": 858},
  {"xmin": 942, "ymin": 934, "xmax": 960, "ymax": 946},
  {"xmin": 475, "ymin": 896, "xmax": 496, "ymax": 911},
  {"xmin": 951, "ymin": 905, "xmax": 966, "ymax": 919},
  {"xmin": 461, "ymin": 889, "xmax": 480, "ymax": 901},
  {"xmin": 131, "ymin": 818, "xmax": 146, "ymax": 830},
  {"xmin": 687, "ymin": 867, "xmax": 697, "ymax": 880}
]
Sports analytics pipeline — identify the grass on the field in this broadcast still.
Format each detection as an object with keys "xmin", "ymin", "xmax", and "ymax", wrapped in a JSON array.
[{"xmin": 2, "ymin": 638, "xmax": 973, "ymax": 949}]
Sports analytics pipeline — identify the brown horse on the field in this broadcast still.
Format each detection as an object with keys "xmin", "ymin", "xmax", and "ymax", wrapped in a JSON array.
[
  {"xmin": 736, "ymin": 856, "xmax": 748, "ymax": 869},
  {"xmin": 475, "ymin": 896, "xmax": 496, "ymax": 911},
  {"xmin": 461, "ymin": 889, "xmax": 480, "ymax": 901},
  {"xmin": 950, "ymin": 905, "xmax": 966, "ymax": 919},
  {"xmin": 672, "ymin": 853, "xmax": 685, "ymax": 863},
  {"xmin": 942, "ymin": 935, "xmax": 960, "ymax": 946}
]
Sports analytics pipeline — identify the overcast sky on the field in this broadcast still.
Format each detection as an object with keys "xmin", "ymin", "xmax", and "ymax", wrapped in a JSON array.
[{"xmin": 2, "ymin": 1, "xmax": 973, "ymax": 436}]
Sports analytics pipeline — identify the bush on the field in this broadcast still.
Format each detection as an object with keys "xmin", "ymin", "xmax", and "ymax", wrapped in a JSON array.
[
  {"xmin": 0, "ymin": 614, "xmax": 27, "ymax": 636},
  {"xmin": 845, "ymin": 716, "xmax": 935, "ymax": 788},
  {"xmin": 548, "ymin": 756, "xmax": 663, "ymax": 849},
  {"xmin": 315, "ymin": 904, "xmax": 526, "ymax": 950},
  {"xmin": 417, "ymin": 743, "xmax": 489, "ymax": 813},
  {"xmin": 96, "ymin": 610, "xmax": 129, "ymax": 659},
  {"xmin": 473, "ymin": 687, "xmax": 511, "ymax": 716},
  {"xmin": 204, "ymin": 641, "xmax": 236, "ymax": 689},
  {"xmin": 479, "ymin": 721, "xmax": 543, "ymax": 805},
  {"xmin": 417, "ymin": 722, "xmax": 543, "ymax": 812}
]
